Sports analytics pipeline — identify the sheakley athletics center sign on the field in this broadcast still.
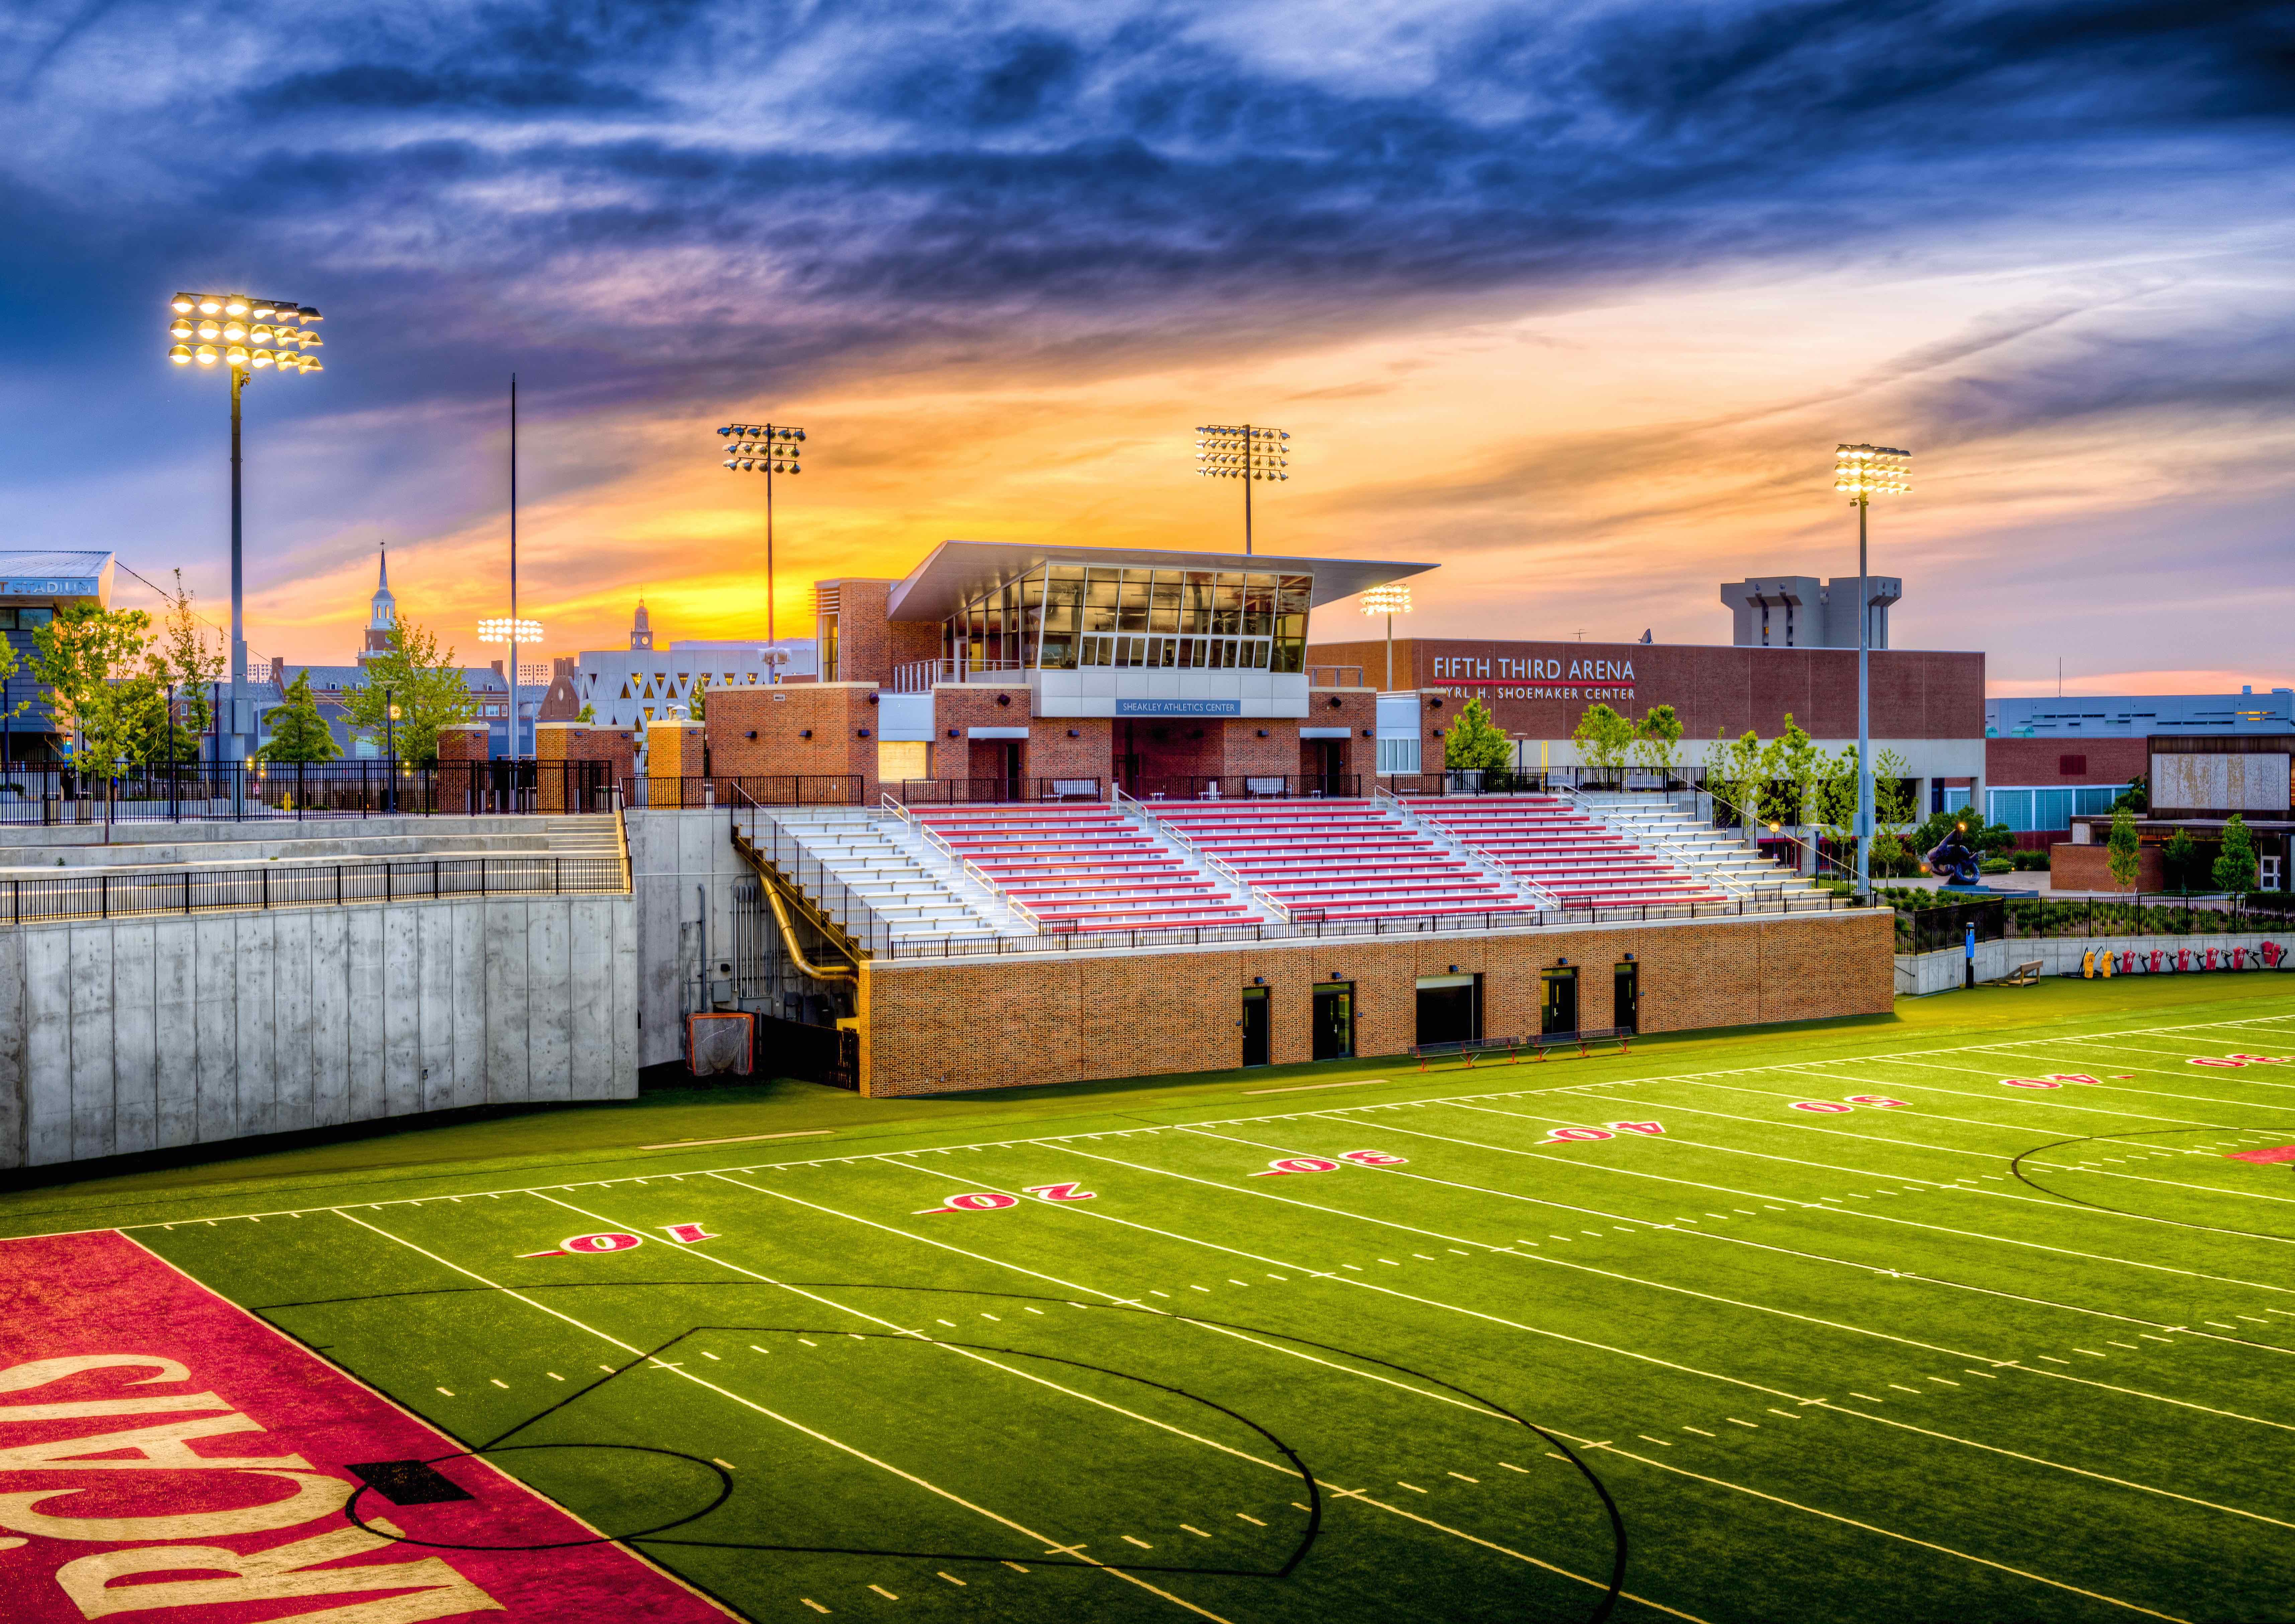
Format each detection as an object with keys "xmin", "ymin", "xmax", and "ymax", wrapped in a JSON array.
[{"xmin": 0, "ymin": 1231, "xmax": 731, "ymax": 1623}]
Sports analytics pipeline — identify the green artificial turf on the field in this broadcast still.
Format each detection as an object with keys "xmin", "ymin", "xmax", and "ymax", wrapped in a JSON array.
[{"xmin": 10, "ymin": 976, "xmax": 2295, "ymax": 1622}]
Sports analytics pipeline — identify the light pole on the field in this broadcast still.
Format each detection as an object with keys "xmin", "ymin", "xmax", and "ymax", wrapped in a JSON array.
[
  {"xmin": 1833, "ymin": 442, "xmax": 1911, "ymax": 904},
  {"xmin": 1195, "ymin": 424, "xmax": 1290, "ymax": 555},
  {"xmin": 381, "ymin": 685, "xmax": 402, "ymax": 812},
  {"xmin": 167, "ymin": 291, "xmax": 324, "ymax": 764},
  {"xmin": 1359, "ymin": 584, "xmax": 1411, "ymax": 691},
  {"xmin": 717, "ymin": 422, "xmax": 805, "ymax": 665},
  {"xmin": 479, "ymin": 618, "xmax": 544, "ymax": 761}
]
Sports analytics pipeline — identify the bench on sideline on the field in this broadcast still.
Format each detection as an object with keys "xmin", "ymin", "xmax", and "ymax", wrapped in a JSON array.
[{"xmin": 1411, "ymin": 1027, "xmax": 1632, "ymax": 1068}]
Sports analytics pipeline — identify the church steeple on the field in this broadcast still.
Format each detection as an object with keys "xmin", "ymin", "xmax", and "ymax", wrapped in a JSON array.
[{"xmin": 361, "ymin": 543, "xmax": 399, "ymax": 660}]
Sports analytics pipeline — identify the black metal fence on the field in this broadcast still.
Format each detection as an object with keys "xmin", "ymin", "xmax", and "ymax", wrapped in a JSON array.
[
  {"xmin": 0, "ymin": 762, "xmax": 617, "ymax": 824},
  {"xmin": 0, "ymin": 854, "xmax": 627, "ymax": 925},
  {"xmin": 1890, "ymin": 891, "xmax": 2295, "ymax": 950},
  {"xmin": 1131, "ymin": 774, "xmax": 1362, "ymax": 801},
  {"xmin": 622, "ymin": 775, "xmax": 864, "ymax": 809},
  {"xmin": 894, "ymin": 777, "xmax": 1105, "ymax": 805},
  {"xmin": 1377, "ymin": 770, "xmax": 1695, "ymax": 797}
]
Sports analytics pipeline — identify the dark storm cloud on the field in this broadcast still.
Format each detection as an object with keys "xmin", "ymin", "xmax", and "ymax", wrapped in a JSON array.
[{"xmin": 1, "ymin": 0, "xmax": 2291, "ymax": 587}]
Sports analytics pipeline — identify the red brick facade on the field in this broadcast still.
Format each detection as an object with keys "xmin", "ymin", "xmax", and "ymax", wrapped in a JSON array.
[
  {"xmin": 1985, "ymin": 736, "xmax": 2148, "ymax": 789},
  {"xmin": 705, "ymin": 683, "xmax": 881, "ymax": 801},
  {"xmin": 860, "ymin": 908, "xmax": 1894, "ymax": 1095},
  {"xmin": 1306, "ymin": 635, "xmax": 1983, "ymax": 743},
  {"xmin": 436, "ymin": 723, "xmax": 489, "ymax": 763},
  {"xmin": 2049, "ymin": 841, "xmax": 2166, "ymax": 892}
]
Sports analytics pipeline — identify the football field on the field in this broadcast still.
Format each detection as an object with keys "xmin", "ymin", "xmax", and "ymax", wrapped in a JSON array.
[{"xmin": 9, "ymin": 985, "xmax": 2295, "ymax": 1622}]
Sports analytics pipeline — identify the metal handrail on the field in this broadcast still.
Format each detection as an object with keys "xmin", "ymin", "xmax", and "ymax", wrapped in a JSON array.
[
  {"xmin": 1374, "ymin": 781, "xmax": 1564, "ymax": 911},
  {"xmin": 879, "ymin": 793, "xmax": 1042, "ymax": 932},
  {"xmin": 1557, "ymin": 785, "xmax": 1763, "ymax": 900},
  {"xmin": 727, "ymin": 786, "xmax": 888, "ymax": 956},
  {"xmin": 1121, "ymin": 786, "xmax": 1292, "ymax": 922},
  {"xmin": 0, "ymin": 852, "xmax": 624, "ymax": 926}
]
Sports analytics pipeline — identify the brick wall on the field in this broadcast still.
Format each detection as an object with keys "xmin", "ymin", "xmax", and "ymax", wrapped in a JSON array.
[
  {"xmin": 646, "ymin": 719, "xmax": 705, "ymax": 806},
  {"xmin": 820, "ymin": 579, "xmax": 898, "ymax": 686},
  {"xmin": 862, "ymin": 908, "xmax": 1894, "ymax": 1094},
  {"xmin": 436, "ymin": 724, "xmax": 489, "ymax": 763},
  {"xmin": 704, "ymin": 683, "xmax": 879, "ymax": 802},
  {"xmin": 1307, "ymin": 635, "xmax": 1984, "ymax": 745},
  {"xmin": 1026, "ymin": 718, "xmax": 1115, "ymax": 789},
  {"xmin": 1987, "ymin": 737, "xmax": 2148, "ymax": 788},
  {"xmin": 1300, "ymin": 687, "xmax": 1377, "ymax": 783},
  {"xmin": 2051, "ymin": 842, "xmax": 2166, "ymax": 892}
]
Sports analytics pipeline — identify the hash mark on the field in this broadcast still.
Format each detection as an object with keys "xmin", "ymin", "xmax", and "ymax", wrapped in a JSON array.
[
  {"xmin": 1396, "ymin": 1481, "xmax": 1428, "ymax": 1493},
  {"xmin": 936, "ymin": 1572, "xmax": 965, "ymax": 1586},
  {"xmin": 489, "ymin": 1379, "xmax": 508, "ymax": 1389},
  {"xmin": 1638, "ymin": 1436, "xmax": 1673, "ymax": 1446},
  {"xmin": 1237, "ymin": 1513, "xmax": 1267, "ymax": 1525},
  {"xmin": 868, "ymin": 1585, "xmax": 898, "ymax": 1599},
  {"xmin": 1682, "ymin": 1427, "xmax": 1715, "ymax": 1437},
  {"xmin": 1121, "ymin": 1535, "xmax": 1153, "ymax": 1549},
  {"xmin": 1180, "ymin": 1524, "xmax": 1211, "ymax": 1538},
  {"xmin": 1448, "ymin": 1472, "xmax": 1478, "ymax": 1482},
  {"xmin": 802, "ymin": 1602, "xmax": 829, "ymax": 1615}
]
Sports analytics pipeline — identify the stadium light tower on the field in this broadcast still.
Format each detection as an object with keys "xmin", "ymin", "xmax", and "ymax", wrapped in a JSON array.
[
  {"xmin": 1195, "ymin": 424, "xmax": 1289, "ymax": 555},
  {"xmin": 1360, "ymin": 583, "xmax": 1411, "ymax": 690},
  {"xmin": 717, "ymin": 422, "xmax": 805, "ymax": 666},
  {"xmin": 1834, "ymin": 442, "xmax": 1912, "ymax": 905},
  {"xmin": 479, "ymin": 618, "xmax": 543, "ymax": 759},
  {"xmin": 167, "ymin": 290, "xmax": 325, "ymax": 761}
]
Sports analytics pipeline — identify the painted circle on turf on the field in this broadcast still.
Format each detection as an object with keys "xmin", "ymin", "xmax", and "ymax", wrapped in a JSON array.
[
  {"xmin": 2009, "ymin": 1126, "xmax": 2295, "ymax": 1245},
  {"xmin": 345, "ymin": 1443, "xmax": 732, "ymax": 1552}
]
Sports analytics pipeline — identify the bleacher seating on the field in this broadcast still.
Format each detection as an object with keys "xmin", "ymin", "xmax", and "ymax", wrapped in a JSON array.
[
  {"xmin": 1152, "ymin": 800, "xmax": 1540, "ymax": 921},
  {"xmin": 917, "ymin": 806, "xmax": 1263, "ymax": 932},
  {"xmin": 1406, "ymin": 796, "xmax": 1724, "ymax": 908}
]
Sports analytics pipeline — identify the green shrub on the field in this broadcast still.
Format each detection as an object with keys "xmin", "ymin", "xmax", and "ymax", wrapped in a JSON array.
[{"xmin": 1980, "ymin": 856, "xmax": 2014, "ymax": 875}]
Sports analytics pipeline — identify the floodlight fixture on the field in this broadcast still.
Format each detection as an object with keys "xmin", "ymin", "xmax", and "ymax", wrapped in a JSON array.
[
  {"xmin": 1833, "ymin": 441, "xmax": 1913, "ymax": 906},
  {"xmin": 715, "ymin": 420, "xmax": 809, "ymax": 655},
  {"xmin": 1194, "ymin": 422, "xmax": 1291, "ymax": 554},
  {"xmin": 1360, "ymin": 583, "xmax": 1411, "ymax": 690},
  {"xmin": 478, "ymin": 618, "xmax": 545, "ymax": 644},
  {"xmin": 166, "ymin": 288, "xmax": 327, "ymax": 765}
]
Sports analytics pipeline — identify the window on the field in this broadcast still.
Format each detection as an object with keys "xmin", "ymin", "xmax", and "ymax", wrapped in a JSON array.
[
  {"xmin": 819, "ymin": 612, "xmax": 839, "ymax": 682},
  {"xmin": 1377, "ymin": 737, "xmax": 1421, "ymax": 774}
]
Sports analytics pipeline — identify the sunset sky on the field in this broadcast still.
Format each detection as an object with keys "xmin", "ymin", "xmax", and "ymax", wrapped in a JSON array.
[{"xmin": 2, "ymin": 1, "xmax": 2290, "ymax": 696}]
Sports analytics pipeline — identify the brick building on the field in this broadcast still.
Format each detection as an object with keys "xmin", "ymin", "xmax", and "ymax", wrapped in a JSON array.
[
  {"xmin": 1303, "ymin": 632, "xmax": 1987, "ymax": 813},
  {"xmin": 706, "ymin": 541, "xmax": 1433, "ymax": 799}
]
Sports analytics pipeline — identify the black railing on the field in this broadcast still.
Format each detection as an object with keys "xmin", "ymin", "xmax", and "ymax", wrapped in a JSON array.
[
  {"xmin": 0, "ymin": 762, "xmax": 618, "ymax": 824},
  {"xmin": 624, "ymin": 775, "xmax": 864, "ymax": 809},
  {"xmin": 1130, "ymin": 774, "xmax": 1362, "ymax": 801},
  {"xmin": 0, "ymin": 854, "xmax": 626, "ymax": 925},
  {"xmin": 1885, "ymin": 890, "xmax": 2295, "ymax": 946},
  {"xmin": 894, "ymin": 777, "xmax": 1105, "ymax": 805},
  {"xmin": 1380, "ymin": 769, "xmax": 1701, "ymax": 797}
]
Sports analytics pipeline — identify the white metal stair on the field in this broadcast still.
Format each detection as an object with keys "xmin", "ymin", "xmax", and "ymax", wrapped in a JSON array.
[{"xmin": 766, "ymin": 808, "xmax": 1031, "ymax": 940}]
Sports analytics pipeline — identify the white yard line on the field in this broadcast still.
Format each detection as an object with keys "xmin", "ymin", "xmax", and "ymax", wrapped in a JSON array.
[
  {"xmin": 329, "ymin": 1206, "xmax": 1234, "ymax": 1623},
  {"xmin": 60, "ymin": 1014, "xmax": 2295, "ymax": 1239},
  {"xmin": 1584, "ymin": 1444, "xmax": 2190, "ymax": 1622}
]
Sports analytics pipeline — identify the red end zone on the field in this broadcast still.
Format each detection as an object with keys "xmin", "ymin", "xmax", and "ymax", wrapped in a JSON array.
[{"xmin": 0, "ymin": 1230, "xmax": 733, "ymax": 1622}]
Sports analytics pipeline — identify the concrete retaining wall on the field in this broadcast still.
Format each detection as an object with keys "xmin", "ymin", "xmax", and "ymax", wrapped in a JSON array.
[
  {"xmin": 0, "ymin": 893, "xmax": 638, "ymax": 1170},
  {"xmin": 1895, "ymin": 931, "xmax": 2290, "ymax": 996},
  {"xmin": 625, "ymin": 809, "xmax": 754, "ymax": 1070}
]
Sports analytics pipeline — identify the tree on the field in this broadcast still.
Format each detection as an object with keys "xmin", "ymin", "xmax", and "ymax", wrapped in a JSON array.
[
  {"xmin": 2106, "ymin": 807, "xmax": 2141, "ymax": 894},
  {"xmin": 340, "ymin": 620, "xmax": 477, "ymax": 766},
  {"xmin": 2112, "ymin": 774, "xmax": 2148, "ymax": 814},
  {"xmin": 1772, "ymin": 715, "xmax": 1822, "ymax": 829},
  {"xmin": 1633, "ymin": 704, "xmax": 1684, "ymax": 786},
  {"xmin": 577, "ymin": 701, "xmax": 595, "ymax": 722},
  {"xmin": 143, "ymin": 570, "xmax": 223, "ymax": 757},
  {"xmin": 1570, "ymin": 702, "xmax": 1635, "ymax": 787},
  {"xmin": 32, "ymin": 605, "xmax": 156, "ymax": 780},
  {"xmin": 2162, "ymin": 827, "xmax": 2199, "ymax": 893},
  {"xmin": 258, "ymin": 670, "xmax": 342, "ymax": 762},
  {"xmin": 2213, "ymin": 814, "xmax": 2259, "ymax": 896},
  {"xmin": 1443, "ymin": 697, "xmax": 1512, "ymax": 776},
  {"xmin": 688, "ymin": 675, "xmax": 710, "ymax": 723},
  {"xmin": 1705, "ymin": 729, "xmax": 1767, "ymax": 836}
]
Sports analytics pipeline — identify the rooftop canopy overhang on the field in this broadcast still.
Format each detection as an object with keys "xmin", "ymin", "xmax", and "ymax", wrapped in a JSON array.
[{"xmin": 885, "ymin": 540, "xmax": 1436, "ymax": 622}]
